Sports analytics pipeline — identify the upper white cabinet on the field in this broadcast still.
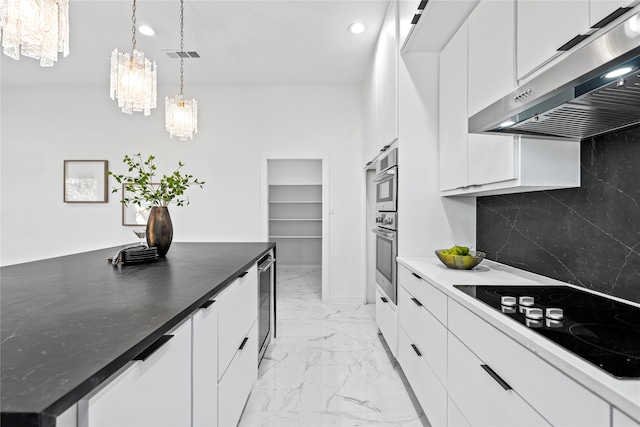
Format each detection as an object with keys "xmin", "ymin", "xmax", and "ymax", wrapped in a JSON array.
[
  {"xmin": 590, "ymin": 0, "xmax": 635, "ymax": 27},
  {"xmin": 439, "ymin": 22, "xmax": 469, "ymax": 191},
  {"xmin": 516, "ymin": 1, "xmax": 589, "ymax": 80},
  {"xmin": 364, "ymin": 0, "xmax": 399, "ymax": 165}
]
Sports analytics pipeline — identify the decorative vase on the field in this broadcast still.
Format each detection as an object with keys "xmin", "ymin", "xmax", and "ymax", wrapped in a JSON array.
[{"xmin": 146, "ymin": 206, "xmax": 173, "ymax": 257}]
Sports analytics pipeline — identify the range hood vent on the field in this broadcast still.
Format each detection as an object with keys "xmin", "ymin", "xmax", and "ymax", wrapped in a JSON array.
[{"xmin": 469, "ymin": 8, "xmax": 640, "ymax": 140}]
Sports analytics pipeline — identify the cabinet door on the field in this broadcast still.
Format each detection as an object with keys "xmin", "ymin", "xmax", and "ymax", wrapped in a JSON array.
[
  {"xmin": 218, "ymin": 265, "xmax": 258, "ymax": 379},
  {"xmin": 516, "ymin": 0, "xmax": 589, "ymax": 80},
  {"xmin": 375, "ymin": 287, "xmax": 398, "ymax": 357},
  {"xmin": 193, "ymin": 300, "xmax": 219, "ymax": 427},
  {"xmin": 590, "ymin": 0, "xmax": 634, "ymax": 27},
  {"xmin": 448, "ymin": 332, "xmax": 550, "ymax": 427},
  {"xmin": 439, "ymin": 22, "xmax": 468, "ymax": 191},
  {"xmin": 613, "ymin": 408, "xmax": 640, "ymax": 427},
  {"xmin": 79, "ymin": 320, "xmax": 192, "ymax": 427},
  {"xmin": 397, "ymin": 326, "xmax": 447, "ymax": 427},
  {"xmin": 376, "ymin": 0, "xmax": 399, "ymax": 148},
  {"xmin": 218, "ymin": 320, "xmax": 258, "ymax": 427}
]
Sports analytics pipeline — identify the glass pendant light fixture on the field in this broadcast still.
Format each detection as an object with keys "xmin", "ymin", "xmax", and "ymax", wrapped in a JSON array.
[
  {"xmin": 165, "ymin": 0, "xmax": 197, "ymax": 140},
  {"xmin": 0, "ymin": 0, "xmax": 70, "ymax": 66},
  {"xmin": 110, "ymin": 0, "xmax": 157, "ymax": 116}
]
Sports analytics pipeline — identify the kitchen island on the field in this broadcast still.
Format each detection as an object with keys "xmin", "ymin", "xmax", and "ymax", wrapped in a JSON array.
[{"xmin": 1, "ymin": 242, "xmax": 275, "ymax": 427}]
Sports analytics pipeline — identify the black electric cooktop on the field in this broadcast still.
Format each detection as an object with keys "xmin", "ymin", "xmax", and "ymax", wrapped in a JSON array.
[{"xmin": 454, "ymin": 285, "xmax": 640, "ymax": 379}]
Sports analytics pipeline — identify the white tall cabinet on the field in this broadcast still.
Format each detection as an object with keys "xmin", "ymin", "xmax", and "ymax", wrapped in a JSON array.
[{"xmin": 268, "ymin": 159, "xmax": 322, "ymax": 268}]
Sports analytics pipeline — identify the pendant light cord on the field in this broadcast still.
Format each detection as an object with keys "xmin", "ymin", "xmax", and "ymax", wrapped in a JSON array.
[
  {"xmin": 131, "ymin": 0, "xmax": 137, "ymax": 51},
  {"xmin": 179, "ymin": 0, "xmax": 185, "ymax": 96}
]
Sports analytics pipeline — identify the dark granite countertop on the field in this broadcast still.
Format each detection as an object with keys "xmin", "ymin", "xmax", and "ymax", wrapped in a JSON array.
[{"xmin": 1, "ymin": 242, "xmax": 275, "ymax": 427}]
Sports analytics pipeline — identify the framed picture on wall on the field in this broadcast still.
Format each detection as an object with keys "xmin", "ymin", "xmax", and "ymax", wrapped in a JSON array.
[
  {"xmin": 121, "ymin": 183, "xmax": 155, "ymax": 226},
  {"xmin": 63, "ymin": 160, "xmax": 108, "ymax": 203}
]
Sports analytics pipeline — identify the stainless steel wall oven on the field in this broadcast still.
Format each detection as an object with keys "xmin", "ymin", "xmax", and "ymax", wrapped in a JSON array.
[{"xmin": 258, "ymin": 251, "xmax": 275, "ymax": 363}]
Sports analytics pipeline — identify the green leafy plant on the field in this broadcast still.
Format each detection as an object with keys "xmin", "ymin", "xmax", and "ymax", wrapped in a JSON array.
[{"xmin": 108, "ymin": 153, "xmax": 205, "ymax": 208}]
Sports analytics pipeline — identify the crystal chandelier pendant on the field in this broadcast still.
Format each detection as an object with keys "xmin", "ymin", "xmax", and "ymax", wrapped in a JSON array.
[
  {"xmin": 0, "ymin": 0, "xmax": 70, "ymax": 66},
  {"xmin": 165, "ymin": 0, "xmax": 197, "ymax": 140},
  {"xmin": 109, "ymin": 0, "xmax": 157, "ymax": 115},
  {"xmin": 110, "ymin": 48, "xmax": 157, "ymax": 115},
  {"xmin": 166, "ymin": 95, "xmax": 198, "ymax": 140}
]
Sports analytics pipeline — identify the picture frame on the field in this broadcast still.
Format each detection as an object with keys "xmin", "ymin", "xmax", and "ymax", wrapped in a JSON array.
[
  {"xmin": 122, "ymin": 183, "xmax": 156, "ymax": 226},
  {"xmin": 63, "ymin": 160, "xmax": 108, "ymax": 203}
]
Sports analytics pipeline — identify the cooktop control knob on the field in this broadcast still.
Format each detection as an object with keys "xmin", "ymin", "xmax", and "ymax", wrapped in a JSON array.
[
  {"xmin": 501, "ymin": 296, "xmax": 517, "ymax": 306},
  {"xmin": 519, "ymin": 296, "xmax": 535, "ymax": 307},
  {"xmin": 524, "ymin": 307, "xmax": 543, "ymax": 320},
  {"xmin": 383, "ymin": 217, "xmax": 393, "ymax": 225},
  {"xmin": 546, "ymin": 308, "xmax": 564, "ymax": 320},
  {"xmin": 375, "ymin": 217, "xmax": 383, "ymax": 223}
]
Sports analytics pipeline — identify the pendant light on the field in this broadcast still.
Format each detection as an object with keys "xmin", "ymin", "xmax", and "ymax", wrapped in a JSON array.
[
  {"xmin": 165, "ymin": 0, "xmax": 197, "ymax": 140},
  {"xmin": 110, "ymin": 0, "xmax": 157, "ymax": 116},
  {"xmin": 0, "ymin": 0, "xmax": 70, "ymax": 66}
]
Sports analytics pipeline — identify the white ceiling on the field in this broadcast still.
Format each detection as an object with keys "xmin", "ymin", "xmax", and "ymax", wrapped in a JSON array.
[{"xmin": 0, "ymin": 0, "xmax": 390, "ymax": 88}]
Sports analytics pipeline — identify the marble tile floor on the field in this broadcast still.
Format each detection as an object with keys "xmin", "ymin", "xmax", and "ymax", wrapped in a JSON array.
[{"xmin": 239, "ymin": 267, "xmax": 429, "ymax": 427}]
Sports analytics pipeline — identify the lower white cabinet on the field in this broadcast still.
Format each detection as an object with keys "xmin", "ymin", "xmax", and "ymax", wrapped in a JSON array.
[
  {"xmin": 218, "ymin": 320, "xmax": 258, "ymax": 427},
  {"xmin": 375, "ymin": 287, "xmax": 398, "ymax": 357},
  {"xmin": 448, "ymin": 331, "xmax": 550, "ymax": 427},
  {"xmin": 193, "ymin": 299, "xmax": 219, "ymax": 427},
  {"xmin": 78, "ymin": 319, "xmax": 192, "ymax": 427},
  {"xmin": 614, "ymin": 408, "xmax": 640, "ymax": 427},
  {"xmin": 447, "ymin": 397, "xmax": 469, "ymax": 427},
  {"xmin": 398, "ymin": 326, "xmax": 447, "ymax": 427}
]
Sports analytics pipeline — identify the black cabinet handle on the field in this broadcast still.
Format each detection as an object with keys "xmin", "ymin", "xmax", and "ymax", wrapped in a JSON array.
[
  {"xmin": 557, "ymin": 34, "xmax": 590, "ymax": 51},
  {"xmin": 238, "ymin": 271, "xmax": 249, "ymax": 278},
  {"xmin": 134, "ymin": 335, "xmax": 174, "ymax": 362},
  {"xmin": 411, "ymin": 344, "xmax": 422, "ymax": 357},
  {"xmin": 411, "ymin": 297, "xmax": 423, "ymax": 307},
  {"xmin": 380, "ymin": 296, "xmax": 388, "ymax": 303},
  {"xmin": 411, "ymin": 272, "xmax": 421, "ymax": 280},
  {"xmin": 200, "ymin": 300, "xmax": 215, "ymax": 309},
  {"xmin": 591, "ymin": 7, "xmax": 632, "ymax": 28},
  {"xmin": 481, "ymin": 364, "xmax": 512, "ymax": 390},
  {"xmin": 239, "ymin": 337, "xmax": 249, "ymax": 350}
]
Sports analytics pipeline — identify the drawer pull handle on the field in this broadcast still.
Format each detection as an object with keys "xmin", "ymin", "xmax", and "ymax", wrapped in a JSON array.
[
  {"xmin": 238, "ymin": 271, "xmax": 249, "ymax": 278},
  {"xmin": 134, "ymin": 335, "xmax": 174, "ymax": 362},
  {"xmin": 411, "ymin": 297, "xmax": 423, "ymax": 307},
  {"xmin": 200, "ymin": 300, "xmax": 215, "ymax": 309},
  {"xmin": 411, "ymin": 344, "xmax": 422, "ymax": 357},
  {"xmin": 239, "ymin": 337, "xmax": 249, "ymax": 350},
  {"xmin": 411, "ymin": 272, "xmax": 421, "ymax": 279},
  {"xmin": 380, "ymin": 296, "xmax": 388, "ymax": 303},
  {"xmin": 481, "ymin": 364, "xmax": 512, "ymax": 390}
]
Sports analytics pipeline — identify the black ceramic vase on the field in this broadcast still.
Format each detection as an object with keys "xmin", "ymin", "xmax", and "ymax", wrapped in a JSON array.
[{"xmin": 146, "ymin": 206, "xmax": 173, "ymax": 257}]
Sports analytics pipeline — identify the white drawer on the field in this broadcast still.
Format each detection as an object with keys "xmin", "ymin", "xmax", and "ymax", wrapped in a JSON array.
[
  {"xmin": 218, "ymin": 264, "xmax": 258, "ymax": 379},
  {"xmin": 398, "ymin": 265, "xmax": 447, "ymax": 325},
  {"xmin": 397, "ymin": 326, "xmax": 447, "ymax": 427},
  {"xmin": 448, "ymin": 298, "xmax": 610, "ymax": 427},
  {"xmin": 218, "ymin": 320, "xmax": 258, "ymax": 427},
  {"xmin": 614, "ymin": 407, "xmax": 640, "ymax": 427},
  {"xmin": 448, "ymin": 331, "xmax": 550, "ymax": 427},
  {"xmin": 376, "ymin": 287, "xmax": 398, "ymax": 357},
  {"xmin": 398, "ymin": 286, "xmax": 447, "ymax": 385}
]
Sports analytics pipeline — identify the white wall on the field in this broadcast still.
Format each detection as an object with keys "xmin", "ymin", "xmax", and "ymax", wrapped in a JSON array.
[
  {"xmin": 1, "ymin": 84, "xmax": 365, "ymax": 301},
  {"xmin": 397, "ymin": 52, "xmax": 475, "ymax": 257}
]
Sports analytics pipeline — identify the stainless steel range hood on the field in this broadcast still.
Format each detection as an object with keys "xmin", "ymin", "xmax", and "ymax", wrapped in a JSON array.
[{"xmin": 469, "ymin": 8, "xmax": 640, "ymax": 140}]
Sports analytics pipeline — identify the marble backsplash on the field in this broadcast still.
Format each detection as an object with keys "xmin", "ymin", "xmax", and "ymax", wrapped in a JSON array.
[{"xmin": 477, "ymin": 125, "xmax": 640, "ymax": 303}]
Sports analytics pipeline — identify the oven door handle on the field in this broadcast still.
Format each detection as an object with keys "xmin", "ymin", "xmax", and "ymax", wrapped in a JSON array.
[
  {"xmin": 371, "ymin": 228, "xmax": 395, "ymax": 239},
  {"xmin": 258, "ymin": 258, "xmax": 276, "ymax": 273}
]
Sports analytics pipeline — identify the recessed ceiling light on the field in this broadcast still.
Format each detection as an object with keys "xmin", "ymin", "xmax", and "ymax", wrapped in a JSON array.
[
  {"xmin": 500, "ymin": 120, "xmax": 515, "ymax": 127},
  {"xmin": 138, "ymin": 25, "xmax": 155, "ymax": 36},
  {"xmin": 348, "ymin": 23, "xmax": 365, "ymax": 34},
  {"xmin": 604, "ymin": 67, "xmax": 633, "ymax": 79}
]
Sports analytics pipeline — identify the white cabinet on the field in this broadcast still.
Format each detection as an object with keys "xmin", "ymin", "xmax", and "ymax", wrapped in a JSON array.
[
  {"xmin": 447, "ymin": 397, "xmax": 469, "ymax": 427},
  {"xmin": 614, "ymin": 407, "xmax": 640, "ymax": 427},
  {"xmin": 218, "ymin": 320, "xmax": 258, "ymax": 427},
  {"xmin": 376, "ymin": 0, "xmax": 399, "ymax": 150},
  {"xmin": 218, "ymin": 265, "xmax": 258, "ymax": 379},
  {"xmin": 439, "ymin": 22, "xmax": 468, "ymax": 191},
  {"xmin": 397, "ymin": 326, "xmax": 447, "ymax": 427},
  {"xmin": 516, "ymin": 1, "xmax": 589, "ymax": 80},
  {"xmin": 448, "ymin": 298, "xmax": 610, "ymax": 427},
  {"xmin": 448, "ymin": 331, "xmax": 550, "ymax": 427},
  {"xmin": 78, "ymin": 320, "xmax": 192, "ymax": 427},
  {"xmin": 375, "ymin": 287, "xmax": 398, "ymax": 357},
  {"xmin": 193, "ymin": 299, "xmax": 218, "ymax": 427}
]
